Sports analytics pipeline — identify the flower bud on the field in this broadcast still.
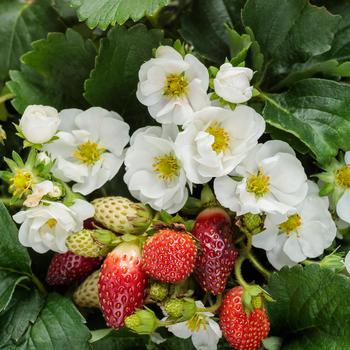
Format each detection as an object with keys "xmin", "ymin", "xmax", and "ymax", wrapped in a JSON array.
[
  {"xmin": 37, "ymin": 152, "xmax": 51, "ymax": 165},
  {"xmin": 319, "ymin": 253, "xmax": 345, "ymax": 272},
  {"xmin": 124, "ymin": 308, "xmax": 159, "ymax": 334},
  {"xmin": 214, "ymin": 63, "xmax": 253, "ymax": 104},
  {"xmin": 19, "ymin": 105, "xmax": 60, "ymax": 144}
]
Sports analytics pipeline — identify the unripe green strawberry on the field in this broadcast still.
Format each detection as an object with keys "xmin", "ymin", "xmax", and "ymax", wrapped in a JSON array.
[
  {"xmin": 92, "ymin": 196, "xmax": 153, "ymax": 235},
  {"xmin": 73, "ymin": 270, "xmax": 100, "ymax": 308},
  {"xmin": 66, "ymin": 229, "xmax": 117, "ymax": 258},
  {"xmin": 149, "ymin": 282, "xmax": 169, "ymax": 301}
]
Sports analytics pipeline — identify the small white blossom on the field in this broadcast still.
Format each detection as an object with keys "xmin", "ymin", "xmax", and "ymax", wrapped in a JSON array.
[
  {"xmin": 23, "ymin": 180, "xmax": 54, "ymax": 208},
  {"xmin": 175, "ymin": 106, "xmax": 265, "ymax": 184},
  {"xmin": 214, "ymin": 63, "xmax": 253, "ymax": 104},
  {"xmin": 214, "ymin": 140, "xmax": 308, "ymax": 215},
  {"xmin": 13, "ymin": 199, "xmax": 94, "ymax": 253},
  {"xmin": 44, "ymin": 107, "xmax": 130, "ymax": 195},
  {"xmin": 19, "ymin": 105, "xmax": 60, "ymax": 144},
  {"xmin": 252, "ymin": 181, "xmax": 336, "ymax": 269},
  {"xmin": 165, "ymin": 301, "xmax": 222, "ymax": 350},
  {"xmin": 124, "ymin": 125, "xmax": 188, "ymax": 214},
  {"xmin": 345, "ymin": 251, "xmax": 350, "ymax": 273},
  {"xmin": 136, "ymin": 46, "xmax": 209, "ymax": 125}
]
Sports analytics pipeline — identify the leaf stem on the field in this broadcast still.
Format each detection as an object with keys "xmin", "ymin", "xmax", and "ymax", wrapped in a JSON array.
[
  {"xmin": 247, "ymin": 252, "xmax": 271, "ymax": 279},
  {"xmin": 197, "ymin": 294, "xmax": 223, "ymax": 314},
  {"xmin": 234, "ymin": 255, "xmax": 250, "ymax": 289},
  {"xmin": 31, "ymin": 274, "xmax": 47, "ymax": 295},
  {"xmin": 0, "ymin": 93, "xmax": 15, "ymax": 104}
]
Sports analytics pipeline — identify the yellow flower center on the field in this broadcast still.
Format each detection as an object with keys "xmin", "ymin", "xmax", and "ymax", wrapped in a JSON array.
[
  {"xmin": 246, "ymin": 170, "xmax": 270, "ymax": 197},
  {"xmin": 10, "ymin": 169, "xmax": 33, "ymax": 197},
  {"xmin": 186, "ymin": 314, "xmax": 207, "ymax": 332},
  {"xmin": 335, "ymin": 165, "xmax": 350, "ymax": 188},
  {"xmin": 163, "ymin": 74, "xmax": 188, "ymax": 97},
  {"xmin": 153, "ymin": 153, "xmax": 180, "ymax": 182},
  {"xmin": 279, "ymin": 214, "xmax": 301, "ymax": 235},
  {"xmin": 206, "ymin": 122, "xmax": 230, "ymax": 154},
  {"xmin": 74, "ymin": 141, "xmax": 106, "ymax": 166},
  {"xmin": 46, "ymin": 218, "xmax": 57, "ymax": 229}
]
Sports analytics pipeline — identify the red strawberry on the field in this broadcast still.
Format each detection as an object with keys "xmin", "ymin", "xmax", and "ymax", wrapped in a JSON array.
[
  {"xmin": 142, "ymin": 228, "xmax": 197, "ymax": 283},
  {"xmin": 220, "ymin": 286, "xmax": 270, "ymax": 350},
  {"xmin": 46, "ymin": 251, "xmax": 101, "ymax": 286},
  {"xmin": 98, "ymin": 242, "xmax": 147, "ymax": 328},
  {"xmin": 192, "ymin": 207, "xmax": 237, "ymax": 295}
]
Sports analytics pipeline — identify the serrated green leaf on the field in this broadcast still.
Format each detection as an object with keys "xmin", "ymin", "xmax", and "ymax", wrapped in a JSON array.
[
  {"xmin": 0, "ymin": 271, "xmax": 28, "ymax": 313},
  {"xmin": 7, "ymin": 29, "xmax": 96, "ymax": 114},
  {"xmin": 242, "ymin": 0, "xmax": 340, "ymax": 88},
  {"xmin": 266, "ymin": 264, "xmax": 350, "ymax": 350},
  {"xmin": 10, "ymin": 293, "xmax": 91, "ymax": 350},
  {"xmin": 84, "ymin": 24, "xmax": 163, "ymax": 129},
  {"xmin": 262, "ymin": 78, "xmax": 350, "ymax": 165},
  {"xmin": 0, "ymin": 288, "xmax": 44, "ymax": 348},
  {"xmin": 52, "ymin": 0, "xmax": 77, "ymax": 23},
  {"xmin": 0, "ymin": 0, "xmax": 64, "ymax": 85},
  {"xmin": 69, "ymin": 0, "xmax": 170, "ymax": 30},
  {"xmin": 0, "ymin": 201, "xmax": 31, "ymax": 274}
]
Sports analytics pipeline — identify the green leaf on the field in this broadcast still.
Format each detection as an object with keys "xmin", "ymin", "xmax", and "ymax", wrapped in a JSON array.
[
  {"xmin": 266, "ymin": 264, "xmax": 350, "ymax": 350},
  {"xmin": 7, "ymin": 29, "xmax": 96, "ymax": 114},
  {"xmin": 227, "ymin": 27, "xmax": 252, "ymax": 66},
  {"xmin": 11, "ymin": 293, "xmax": 91, "ymax": 350},
  {"xmin": 69, "ymin": 0, "xmax": 170, "ymax": 30},
  {"xmin": 84, "ymin": 24, "xmax": 163, "ymax": 128},
  {"xmin": 0, "ymin": 0, "xmax": 64, "ymax": 85},
  {"xmin": 242, "ymin": 0, "xmax": 340, "ymax": 87},
  {"xmin": 0, "ymin": 271, "xmax": 28, "ymax": 313},
  {"xmin": 52, "ymin": 0, "xmax": 78, "ymax": 23},
  {"xmin": 92, "ymin": 329, "xmax": 148, "ymax": 350},
  {"xmin": 0, "ymin": 288, "xmax": 44, "ymax": 348},
  {"xmin": 0, "ymin": 201, "xmax": 31, "ymax": 274},
  {"xmin": 262, "ymin": 78, "xmax": 350, "ymax": 165}
]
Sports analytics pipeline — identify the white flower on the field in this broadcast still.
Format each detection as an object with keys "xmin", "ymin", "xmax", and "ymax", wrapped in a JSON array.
[
  {"xmin": 334, "ymin": 151, "xmax": 350, "ymax": 223},
  {"xmin": 252, "ymin": 181, "xmax": 336, "ymax": 270},
  {"xmin": 13, "ymin": 199, "xmax": 94, "ymax": 253},
  {"xmin": 124, "ymin": 124, "xmax": 188, "ymax": 214},
  {"xmin": 23, "ymin": 180, "xmax": 54, "ymax": 208},
  {"xmin": 214, "ymin": 63, "xmax": 253, "ymax": 104},
  {"xmin": 136, "ymin": 46, "xmax": 209, "ymax": 125},
  {"xmin": 214, "ymin": 140, "xmax": 308, "ymax": 215},
  {"xmin": 37, "ymin": 152, "xmax": 52, "ymax": 165},
  {"xmin": 175, "ymin": 106, "xmax": 265, "ymax": 184},
  {"xmin": 44, "ymin": 107, "xmax": 130, "ymax": 195},
  {"xmin": 165, "ymin": 301, "xmax": 222, "ymax": 350},
  {"xmin": 19, "ymin": 105, "xmax": 60, "ymax": 144}
]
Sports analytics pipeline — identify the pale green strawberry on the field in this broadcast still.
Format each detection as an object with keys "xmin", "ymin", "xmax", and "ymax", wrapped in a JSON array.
[
  {"xmin": 73, "ymin": 270, "xmax": 100, "ymax": 308},
  {"xmin": 92, "ymin": 196, "xmax": 153, "ymax": 235},
  {"xmin": 66, "ymin": 229, "xmax": 118, "ymax": 258}
]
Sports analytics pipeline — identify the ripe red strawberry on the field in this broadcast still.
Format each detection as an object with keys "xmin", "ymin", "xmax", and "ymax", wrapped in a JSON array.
[
  {"xmin": 192, "ymin": 207, "xmax": 237, "ymax": 295},
  {"xmin": 98, "ymin": 242, "xmax": 147, "ymax": 329},
  {"xmin": 142, "ymin": 228, "xmax": 197, "ymax": 283},
  {"xmin": 46, "ymin": 251, "xmax": 101, "ymax": 286},
  {"xmin": 220, "ymin": 286, "xmax": 270, "ymax": 350}
]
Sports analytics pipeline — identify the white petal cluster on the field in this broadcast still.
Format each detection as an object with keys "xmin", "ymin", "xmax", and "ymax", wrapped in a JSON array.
[
  {"xmin": 175, "ymin": 106, "xmax": 265, "ymax": 184},
  {"xmin": 252, "ymin": 182, "xmax": 336, "ymax": 269},
  {"xmin": 214, "ymin": 140, "xmax": 308, "ymax": 215},
  {"xmin": 165, "ymin": 301, "xmax": 222, "ymax": 350},
  {"xmin": 44, "ymin": 107, "xmax": 130, "ymax": 195},
  {"xmin": 124, "ymin": 125, "xmax": 188, "ymax": 214},
  {"xmin": 13, "ymin": 199, "xmax": 94, "ymax": 253},
  {"xmin": 136, "ymin": 46, "xmax": 209, "ymax": 125},
  {"xmin": 214, "ymin": 63, "xmax": 253, "ymax": 103},
  {"xmin": 335, "ymin": 151, "xmax": 350, "ymax": 223},
  {"xmin": 20, "ymin": 105, "xmax": 60, "ymax": 144}
]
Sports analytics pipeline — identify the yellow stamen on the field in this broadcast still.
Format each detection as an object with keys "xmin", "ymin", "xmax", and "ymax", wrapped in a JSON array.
[
  {"xmin": 186, "ymin": 314, "xmax": 207, "ymax": 332},
  {"xmin": 9, "ymin": 169, "xmax": 33, "ymax": 197},
  {"xmin": 206, "ymin": 122, "xmax": 230, "ymax": 154},
  {"xmin": 153, "ymin": 153, "xmax": 180, "ymax": 182},
  {"xmin": 74, "ymin": 141, "xmax": 106, "ymax": 166},
  {"xmin": 279, "ymin": 214, "xmax": 301, "ymax": 235},
  {"xmin": 335, "ymin": 165, "xmax": 350, "ymax": 188},
  {"xmin": 163, "ymin": 74, "xmax": 188, "ymax": 97},
  {"xmin": 46, "ymin": 218, "xmax": 57, "ymax": 229},
  {"xmin": 246, "ymin": 169, "xmax": 270, "ymax": 197}
]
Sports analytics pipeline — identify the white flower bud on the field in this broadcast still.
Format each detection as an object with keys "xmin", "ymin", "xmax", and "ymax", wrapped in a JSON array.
[
  {"xmin": 214, "ymin": 63, "xmax": 253, "ymax": 104},
  {"xmin": 37, "ymin": 152, "xmax": 51, "ymax": 165},
  {"xmin": 19, "ymin": 105, "xmax": 60, "ymax": 144}
]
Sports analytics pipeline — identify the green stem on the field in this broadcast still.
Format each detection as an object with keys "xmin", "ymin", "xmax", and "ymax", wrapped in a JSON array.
[
  {"xmin": 200, "ymin": 294, "xmax": 222, "ymax": 313},
  {"xmin": 234, "ymin": 256, "xmax": 250, "ymax": 289},
  {"xmin": 247, "ymin": 252, "xmax": 271, "ymax": 279},
  {"xmin": 31, "ymin": 274, "xmax": 47, "ymax": 295},
  {"xmin": 0, "ymin": 93, "xmax": 15, "ymax": 104}
]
